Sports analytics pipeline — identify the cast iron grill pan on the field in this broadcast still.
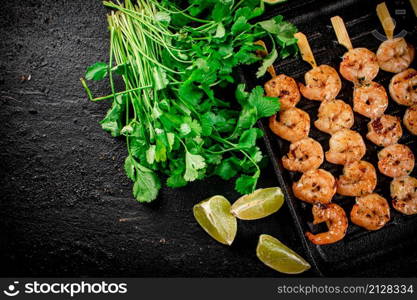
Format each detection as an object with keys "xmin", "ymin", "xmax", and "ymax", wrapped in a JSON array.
[{"xmin": 241, "ymin": 0, "xmax": 417, "ymax": 276}]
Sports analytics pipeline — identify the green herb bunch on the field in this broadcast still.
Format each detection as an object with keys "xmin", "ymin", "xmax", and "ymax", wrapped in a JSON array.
[{"xmin": 81, "ymin": 0, "xmax": 298, "ymax": 202}]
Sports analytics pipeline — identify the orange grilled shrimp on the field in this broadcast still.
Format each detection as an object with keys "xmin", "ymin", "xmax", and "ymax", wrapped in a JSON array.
[
  {"xmin": 366, "ymin": 114, "xmax": 403, "ymax": 147},
  {"xmin": 377, "ymin": 144, "xmax": 415, "ymax": 178},
  {"xmin": 353, "ymin": 81, "xmax": 388, "ymax": 119},
  {"xmin": 391, "ymin": 176, "xmax": 417, "ymax": 215},
  {"xmin": 389, "ymin": 68, "xmax": 417, "ymax": 106},
  {"xmin": 292, "ymin": 169, "xmax": 336, "ymax": 204},
  {"xmin": 305, "ymin": 203, "xmax": 348, "ymax": 245},
  {"xmin": 325, "ymin": 129, "xmax": 366, "ymax": 165},
  {"xmin": 340, "ymin": 48, "xmax": 379, "ymax": 84},
  {"xmin": 269, "ymin": 107, "xmax": 310, "ymax": 143},
  {"xmin": 350, "ymin": 193, "xmax": 390, "ymax": 231},
  {"xmin": 314, "ymin": 99, "xmax": 354, "ymax": 135},
  {"xmin": 377, "ymin": 38, "xmax": 415, "ymax": 73},
  {"xmin": 337, "ymin": 160, "xmax": 377, "ymax": 197},
  {"xmin": 264, "ymin": 74, "xmax": 301, "ymax": 110},
  {"xmin": 282, "ymin": 138, "xmax": 324, "ymax": 173},
  {"xmin": 299, "ymin": 65, "xmax": 342, "ymax": 101}
]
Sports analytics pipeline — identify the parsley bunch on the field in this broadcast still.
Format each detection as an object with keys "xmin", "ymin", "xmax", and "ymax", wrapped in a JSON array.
[{"xmin": 81, "ymin": 0, "xmax": 298, "ymax": 202}]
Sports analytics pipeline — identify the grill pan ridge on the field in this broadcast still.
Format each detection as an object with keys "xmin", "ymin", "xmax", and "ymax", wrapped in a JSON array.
[{"xmin": 241, "ymin": 0, "xmax": 417, "ymax": 276}]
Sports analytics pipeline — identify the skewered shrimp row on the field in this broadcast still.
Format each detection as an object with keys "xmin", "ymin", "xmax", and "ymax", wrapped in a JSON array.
[
  {"xmin": 265, "ymin": 18, "xmax": 416, "ymax": 245},
  {"xmin": 265, "ymin": 69, "xmax": 347, "ymax": 244}
]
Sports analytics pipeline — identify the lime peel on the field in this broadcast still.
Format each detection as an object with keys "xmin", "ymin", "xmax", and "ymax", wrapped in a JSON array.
[
  {"xmin": 231, "ymin": 187, "xmax": 285, "ymax": 220},
  {"xmin": 263, "ymin": 0, "xmax": 288, "ymax": 5},
  {"xmin": 193, "ymin": 195, "xmax": 237, "ymax": 245},
  {"xmin": 256, "ymin": 234, "xmax": 311, "ymax": 274}
]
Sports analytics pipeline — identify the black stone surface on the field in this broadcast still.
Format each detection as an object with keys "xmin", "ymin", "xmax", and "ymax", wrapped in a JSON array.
[{"xmin": 0, "ymin": 0, "xmax": 416, "ymax": 277}]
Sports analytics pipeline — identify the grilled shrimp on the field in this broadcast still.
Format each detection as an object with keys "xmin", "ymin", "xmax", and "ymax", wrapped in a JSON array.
[
  {"xmin": 389, "ymin": 68, "xmax": 417, "ymax": 106},
  {"xmin": 376, "ymin": 38, "xmax": 415, "ymax": 73},
  {"xmin": 314, "ymin": 99, "xmax": 354, "ymax": 134},
  {"xmin": 292, "ymin": 169, "xmax": 336, "ymax": 204},
  {"xmin": 269, "ymin": 107, "xmax": 310, "ymax": 143},
  {"xmin": 299, "ymin": 65, "xmax": 342, "ymax": 101},
  {"xmin": 350, "ymin": 193, "xmax": 390, "ymax": 231},
  {"xmin": 404, "ymin": 105, "xmax": 417, "ymax": 135},
  {"xmin": 326, "ymin": 129, "xmax": 366, "ymax": 165},
  {"xmin": 282, "ymin": 138, "xmax": 324, "ymax": 172},
  {"xmin": 340, "ymin": 48, "xmax": 379, "ymax": 84},
  {"xmin": 366, "ymin": 114, "xmax": 403, "ymax": 147},
  {"xmin": 391, "ymin": 176, "xmax": 417, "ymax": 215},
  {"xmin": 264, "ymin": 74, "xmax": 301, "ymax": 110},
  {"xmin": 353, "ymin": 81, "xmax": 388, "ymax": 119},
  {"xmin": 377, "ymin": 144, "xmax": 415, "ymax": 178},
  {"xmin": 337, "ymin": 160, "xmax": 377, "ymax": 197},
  {"xmin": 305, "ymin": 203, "xmax": 348, "ymax": 245}
]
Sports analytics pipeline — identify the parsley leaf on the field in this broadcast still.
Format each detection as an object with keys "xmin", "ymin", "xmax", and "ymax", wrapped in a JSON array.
[
  {"xmin": 238, "ymin": 128, "xmax": 258, "ymax": 149},
  {"xmin": 215, "ymin": 159, "xmax": 238, "ymax": 180},
  {"xmin": 231, "ymin": 16, "xmax": 251, "ymax": 35},
  {"xmin": 133, "ymin": 165, "xmax": 161, "ymax": 203},
  {"xmin": 248, "ymin": 86, "xmax": 280, "ymax": 118},
  {"xmin": 124, "ymin": 155, "xmax": 136, "ymax": 181},
  {"xmin": 235, "ymin": 173, "xmax": 259, "ymax": 195},
  {"xmin": 85, "ymin": 62, "xmax": 108, "ymax": 80},
  {"xmin": 99, "ymin": 95, "xmax": 126, "ymax": 137},
  {"xmin": 256, "ymin": 48, "xmax": 278, "ymax": 78},
  {"xmin": 167, "ymin": 173, "xmax": 187, "ymax": 188},
  {"xmin": 184, "ymin": 151, "xmax": 206, "ymax": 181}
]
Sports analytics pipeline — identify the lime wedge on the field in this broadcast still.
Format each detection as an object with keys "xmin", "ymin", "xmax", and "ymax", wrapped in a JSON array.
[
  {"xmin": 256, "ymin": 234, "xmax": 311, "ymax": 274},
  {"xmin": 231, "ymin": 187, "xmax": 284, "ymax": 220},
  {"xmin": 193, "ymin": 195, "xmax": 237, "ymax": 245}
]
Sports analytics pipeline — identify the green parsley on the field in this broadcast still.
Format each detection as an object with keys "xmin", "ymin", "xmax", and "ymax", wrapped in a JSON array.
[{"xmin": 81, "ymin": 0, "xmax": 298, "ymax": 202}]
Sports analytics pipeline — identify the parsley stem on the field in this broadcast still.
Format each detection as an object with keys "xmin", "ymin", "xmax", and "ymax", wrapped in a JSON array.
[
  {"xmin": 211, "ymin": 135, "xmax": 261, "ymax": 174},
  {"xmin": 89, "ymin": 85, "xmax": 153, "ymax": 102},
  {"xmin": 80, "ymin": 78, "xmax": 93, "ymax": 100},
  {"xmin": 108, "ymin": 26, "xmax": 116, "ymax": 102}
]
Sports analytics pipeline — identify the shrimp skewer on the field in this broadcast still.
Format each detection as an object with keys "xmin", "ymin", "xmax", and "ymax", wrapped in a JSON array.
[
  {"xmin": 391, "ymin": 176, "xmax": 417, "ymax": 215},
  {"xmin": 314, "ymin": 99, "xmax": 354, "ymax": 134},
  {"xmin": 295, "ymin": 32, "xmax": 341, "ymax": 101},
  {"xmin": 269, "ymin": 107, "xmax": 310, "ymax": 143},
  {"xmin": 257, "ymin": 40, "xmax": 302, "ymax": 111},
  {"xmin": 282, "ymin": 138, "xmax": 324, "ymax": 173},
  {"xmin": 350, "ymin": 193, "xmax": 390, "ymax": 231},
  {"xmin": 331, "ymin": 16, "xmax": 379, "ymax": 84},
  {"xmin": 353, "ymin": 81, "xmax": 388, "ymax": 119},
  {"xmin": 375, "ymin": 3, "xmax": 415, "ymax": 73},
  {"xmin": 305, "ymin": 203, "xmax": 348, "ymax": 245},
  {"xmin": 366, "ymin": 114, "xmax": 403, "ymax": 147}
]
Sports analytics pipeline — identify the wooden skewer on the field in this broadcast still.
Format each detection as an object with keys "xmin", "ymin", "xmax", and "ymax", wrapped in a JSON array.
[
  {"xmin": 254, "ymin": 40, "xmax": 276, "ymax": 78},
  {"xmin": 410, "ymin": 0, "xmax": 417, "ymax": 17},
  {"xmin": 331, "ymin": 16, "xmax": 353, "ymax": 50},
  {"xmin": 376, "ymin": 2, "xmax": 395, "ymax": 40},
  {"xmin": 294, "ymin": 32, "xmax": 317, "ymax": 68}
]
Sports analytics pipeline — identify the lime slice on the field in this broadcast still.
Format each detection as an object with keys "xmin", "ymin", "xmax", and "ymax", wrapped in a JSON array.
[
  {"xmin": 193, "ymin": 195, "xmax": 237, "ymax": 245},
  {"xmin": 263, "ymin": 0, "xmax": 287, "ymax": 5},
  {"xmin": 256, "ymin": 234, "xmax": 311, "ymax": 274},
  {"xmin": 231, "ymin": 187, "xmax": 284, "ymax": 220}
]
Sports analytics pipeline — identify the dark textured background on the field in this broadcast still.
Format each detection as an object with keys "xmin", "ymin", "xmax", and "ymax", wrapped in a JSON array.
[{"xmin": 0, "ymin": 0, "xmax": 416, "ymax": 277}]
